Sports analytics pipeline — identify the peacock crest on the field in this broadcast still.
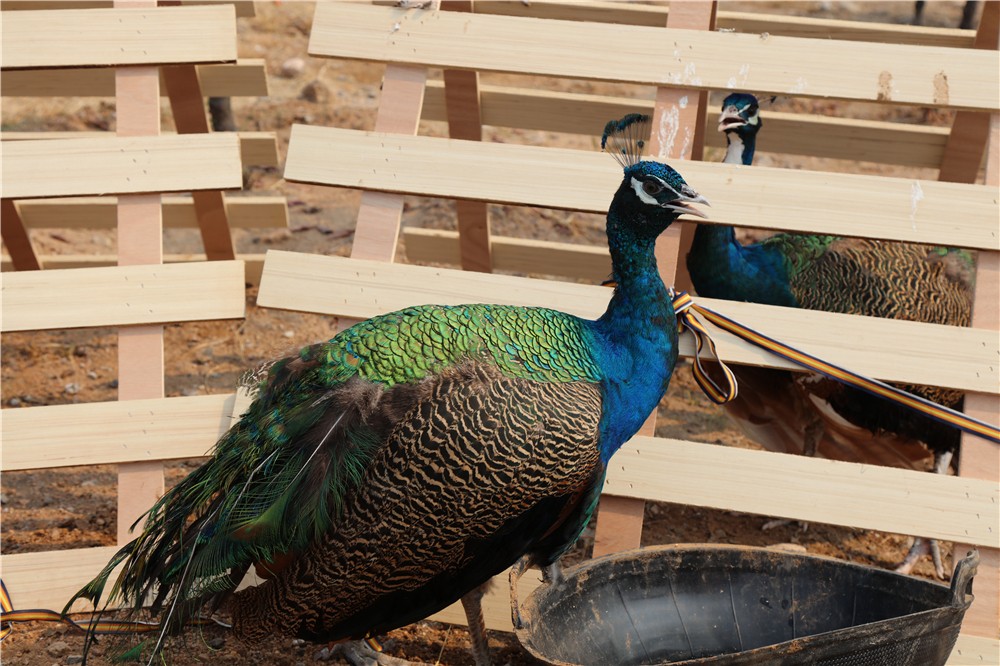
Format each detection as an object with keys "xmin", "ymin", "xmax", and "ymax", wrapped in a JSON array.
[{"xmin": 601, "ymin": 113, "xmax": 651, "ymax": 169}]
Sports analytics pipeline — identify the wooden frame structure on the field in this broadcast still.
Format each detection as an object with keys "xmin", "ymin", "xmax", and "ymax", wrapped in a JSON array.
[
  {"xmin": 0, "ymin": 0, "xmax": 287, "ymax": 283},
  {"xmin": 276, "ymin": 2, "xmax": 999, "ymax": 662},
  {"xmin": 1, "ymin": 3, "xmax": 996, "ymax": 664}
]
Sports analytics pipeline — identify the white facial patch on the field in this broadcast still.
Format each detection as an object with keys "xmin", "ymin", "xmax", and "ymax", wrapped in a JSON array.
[
  {"xmin": 630, "ymin": 177, "xmax": 660, "ymax": 205},
  {"xmin": 746, "ymin": 111, "xmax": 759, "ymax": 126}
]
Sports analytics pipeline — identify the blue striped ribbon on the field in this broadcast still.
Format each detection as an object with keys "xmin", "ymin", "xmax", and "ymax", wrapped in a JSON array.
[{"xmin": 671, "ymin": 291, "xmax": 1000, "ymax": 445}]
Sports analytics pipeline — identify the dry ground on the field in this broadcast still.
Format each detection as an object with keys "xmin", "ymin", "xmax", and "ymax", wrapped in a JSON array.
[{"xmin": 0, "ymin": 1, "xmax": 975, "ymax": 664}]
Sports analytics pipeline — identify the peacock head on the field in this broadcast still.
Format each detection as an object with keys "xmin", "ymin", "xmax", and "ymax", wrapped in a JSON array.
[
  {"xmin": 602, "ymin": 114, "xmax": 709, "ymax": 236},
  {"xmin": 718, "ymin": 92, "xmax": 761, "ymax": 139}
]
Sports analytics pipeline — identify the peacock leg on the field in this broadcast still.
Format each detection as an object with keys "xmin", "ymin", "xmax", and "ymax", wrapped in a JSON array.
[
  {"xmin": 541, "ymin": 560, "xmax": 563, "ymax": 586},
  {"xmin": 333, "ymin": 639, "xmax": 430, "ymax": 666},
  {"xmin": 460, "ymin": 582, "xmax": 493, "ymax": 666},
  {"xmin": 508, "ymin": 555, "xmax": 530, "ymax": 630},
  {"xmin": 896, "ymin": 451, "xmax": 951, "ymax": 579}
]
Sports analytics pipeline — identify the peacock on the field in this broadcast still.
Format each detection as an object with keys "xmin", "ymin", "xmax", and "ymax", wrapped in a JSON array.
[
  {"xmin": 66, "ymin": 115, "xmax": 707, "ymax": 666},
  {"xmin": 686, "ymin": 92, "xmax": 974, "ymax": 579}
]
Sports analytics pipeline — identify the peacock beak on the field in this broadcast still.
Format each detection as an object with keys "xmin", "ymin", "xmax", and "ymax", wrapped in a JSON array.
[
  {"xmin": 718, "ymin": 107, "xmax": 747, "ymax": 133},
  {"xmin": 663, "ymin": 188, "xmax": 710, "ymax": 219}
]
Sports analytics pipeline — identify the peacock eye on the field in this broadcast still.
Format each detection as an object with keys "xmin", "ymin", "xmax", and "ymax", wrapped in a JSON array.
[{"xmin": 642, "ymin": 180, "xmax": 662, "ymax": 196}]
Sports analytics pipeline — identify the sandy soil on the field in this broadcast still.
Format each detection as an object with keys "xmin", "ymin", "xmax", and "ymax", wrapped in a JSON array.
[{"xmin": 0, "ymin": 2, "xmax": 974, "ymax": 664}]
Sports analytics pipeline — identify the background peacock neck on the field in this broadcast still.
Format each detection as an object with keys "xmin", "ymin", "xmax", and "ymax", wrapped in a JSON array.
[
  {"xmin": 591, "ymin": 204, "xmax": 678, "ymax": 462},
  {"xmin": 688, "ymin": 127, "xmax": 797, "ymax": 305}
]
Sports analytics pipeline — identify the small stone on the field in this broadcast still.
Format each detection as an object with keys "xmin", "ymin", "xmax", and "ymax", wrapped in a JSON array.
[
  {"xmin": 281, "ymin": 57, "xmax": 305, "ymax": 78},
  {"xmin": 108, "ymin": 379, "xmax": 119, "ymax": 389},
  {"xmin": 181, "ymin": 387, "xmax": 200, "ymax": 397},
  {"xmin": 207, "ymin": 636, "xmax": 225, "ymax": 650},
  {"xmin": 67, "ymin": 656, "xmax": 84, "ymax": 665},
  {"xmin": 313, "ymin": 646, "xmax": 331, "ymax": 661},
  {"xmin": 0, "ymin": 494, "xmax": 8, "ymax": 505},
  {"xmin": 73, "ymin": 346, "xmax": 88, "ymax": 357},
  {"xmin": 64, "ymin": 383, "xmax": 80, "ymax": 395},
  {"xmin": 47, "ymin": 641, "xmax": 70, "ymax": 657},
  {"xmin": 21, "ymin": 394, "xmax": 41, "ymax": 404},
  {"xmin": 300, "ymin": 81, "xmax": 330, "ymax": 104},
  {"xmin": 7, "ymin": 397, "xmax": 21, "ymax": 407},
  {"xmin": 87, "ymin": 371, "xmax": 98, "ymax": 380},
  {"xmin": 283, "ymin": 330, "xmax": 295, "ymax": 339}
]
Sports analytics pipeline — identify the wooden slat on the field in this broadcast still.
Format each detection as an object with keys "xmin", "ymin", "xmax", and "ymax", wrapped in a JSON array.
[
  {"xmin": 470, "ymin": 1, "xmax": 976, "ymax": 48},
  {"xmin": 403, "ymin": 227, "xmax": 610, "ymax": 281},
  {"xmin": 0, "ymin": 5, "xmax": 236, "ymax": 69},
  {"xmin": 1, "ymin": 197, "xmax": 41, "ymax": 270},
  {"xmin": 0, "ymin": 1, "xmax": 256, "ymax": 17},
  {"xmin": 3, "ymin": 131, "xmax": 279, "ymax": 168},
  {"xmin": 949, "ymin": 636, "xmax": 1000, "ymax": 665},
  {"xmin": 421, "ymin": 82, "xmax": 952, "ymax": 169},
  {"xmin": 1, "ymin": 253, "xmax": 267, "ymax": 285},
  {"xmin": 1, "ymin": 134, "xmax": 242, "ymax": 200},
  {"xmin": 0, "ymin": 60, "xmax": 269, "ymax": 97},
  {"xmin": 311, "ymin": 4, "xmax": 1000, "ymax": 111},
  {"xmin": 606, "ymin": 436, "xmax": 998, "ymax": 547},
  {"xmin": 14, "ymin": 195, "xmax": 287, "ymax": 229},
  {"xmin": 2, "ymin": 547, "xmax": 123, "ymax": 614},
  {"xmin": 1, "ymin": 394, "xmax": 245, "ymax": 471},
  {"xmin": 256, "ymin": 251, "xmax": 999, "ymax": 394},
  {"xmin": 1, "ymin": 260, "xmax": 246, "ymax": 332},
  {"xmin": 284, "ymin": 126, "xmax": 1000, "ymax": 251}
]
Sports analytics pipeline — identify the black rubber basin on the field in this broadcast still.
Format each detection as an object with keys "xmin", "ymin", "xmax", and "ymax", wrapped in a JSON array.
[{"xmin": 515, "ymin": 545, "xmax": 977, "ymax": 666}]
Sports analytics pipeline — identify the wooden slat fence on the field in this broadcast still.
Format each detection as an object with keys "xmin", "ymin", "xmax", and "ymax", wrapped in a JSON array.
[{"xmin": 0, "ymin": 1, "xmax": 286, "ymax": 281}]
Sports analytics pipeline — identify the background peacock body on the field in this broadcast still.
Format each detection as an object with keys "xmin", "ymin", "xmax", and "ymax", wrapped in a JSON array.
[
  {"xmin": 686, "ymin": 93, "xmax": 973, "ymax": 576},
  {"xmin": 69, "ymin": 116, "xmax": 706, "ymax": 664}
]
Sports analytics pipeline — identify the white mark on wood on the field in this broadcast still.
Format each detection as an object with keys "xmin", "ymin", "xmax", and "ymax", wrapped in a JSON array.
[
  {"xmin": 679, "ymin": 96, "xmax": 689, "ymax": 109},
  {"xmin": 788, "ymin": 77, "xmax": 808, "ymax": 94},
  {"xmin": 910, "ymin": 181, "xmax": 924, "ymax": 229},
  {"xmin": 727, "ymin": 64, "xmax": 751, "ymax": 90},
  {"xmin": 657, "ymin": 106, "xmax": 680, "ymax": 158}
]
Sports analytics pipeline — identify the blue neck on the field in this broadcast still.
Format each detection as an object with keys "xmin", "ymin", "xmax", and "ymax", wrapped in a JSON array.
[
  {"xmin": 589, "ymin": 199, "xmax": 678, "ymax": 463},
  {"xmin": 687, "ymin": 129, "xmax": 797, "ymax": 307}
]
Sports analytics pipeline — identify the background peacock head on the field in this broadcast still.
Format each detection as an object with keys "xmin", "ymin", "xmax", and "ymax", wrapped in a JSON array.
[
  {"xmin": 601, "ymin": 114, "xmax": 708, "ymax": 239},
  {"xmin": 718, "ymin": 92, "xmax": 761, "ymax": 140}
]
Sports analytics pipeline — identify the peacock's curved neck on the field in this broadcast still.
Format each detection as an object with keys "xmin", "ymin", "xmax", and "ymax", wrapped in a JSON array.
[
  {"xmin": 590, "ymin": 200, "xmax": 678, "ymax": 462},
  {"xmin": 724, "ymin": 130, "xmax": 755, "ymax": 166}
]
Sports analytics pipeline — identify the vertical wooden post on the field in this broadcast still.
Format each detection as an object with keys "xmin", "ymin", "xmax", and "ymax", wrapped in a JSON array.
[
  {"xmin": 441, "ymin": 0, "xmax": 492, "ymax": 273},
  {"xmin": 163, "ymin": 63, "xmax": 236, "ymax": 260},
  {"xmin": 592, "ymin": 1, "xmax": 717, "ymax": 558},
  {"xmin": 1, "ymin": 199, "xmax": 42, "ymax": 271},
  {"xmin": 115, "ymin": 0, "xmax": 165, "ymax": 545},
  {"xmin": 938, "ymin": 1, "xmax": 998, "ymax": 184},
  {"xmin": 349, "ymin": 65, "xmax": 428, "ymax": 263},
  {"xmin": 953, "ymin": 113, "xmax": 1000, "ymax": 639}
]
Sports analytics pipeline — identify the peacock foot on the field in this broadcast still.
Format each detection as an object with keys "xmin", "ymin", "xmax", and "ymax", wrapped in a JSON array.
[
  {"xmin": 896, "ymin": 537, "xmax": 946, "ymax": 580},
  {"xmin": 332, "ymin": 639, "xmax": 431, "ymax": 666},
  {"xmin": 761, "ymin": 518, "xmax": 809, "ymax": 532}
]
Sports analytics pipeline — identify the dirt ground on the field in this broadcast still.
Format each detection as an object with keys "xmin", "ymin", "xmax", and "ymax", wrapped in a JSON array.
[{"xmin": 0, "ymin": 2, "xmax": 977, "ymax": 664}]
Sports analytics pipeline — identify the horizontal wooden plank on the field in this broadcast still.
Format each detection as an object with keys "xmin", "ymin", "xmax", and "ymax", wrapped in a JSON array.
[
  {"xmin": 1, "ymin": 394, "xmax": 243, "ymax": 471},
  {"xmin": 470, "ymin": 1, "xmax": 976, "ymax": 48},
  {"xmin": 421, "ymin": 82, "xmax": 951, "ymax": 169},
  {"xmin": 2, "ymin": 131, "xmax": 278, "ymax": 167},
  {"xmin": 14, "ymin": 195, "xmax": 287, "ymax": 230},
  {"xmin": 1, "ymin": 134, "xmax": 242, "ymax": 199},
  {"xmin": 2, "ymin": 547, "xmax": 122, "ymax": 615},
  {"xmin": 1, "ymin": 5, "xmax": 236, "ymax": 70},
  {"xmin": 10, "ymin": 544, "xmax": 997, "ymax": 663},
  {"xmin": 0, "ymin": 60, "xmax": 269, "ymax": 97},
  {"xmin": 2, "ymin": 253, "xmax": 268, "ymax": 285},
  {"xmin": 1, "ymin": 260, "xmax": 246, "ymax": 332},
  {"xmin": 257, "ymin": 251, "xmax": 998, "ymax": 394},
  {"xmin": 403, "ymin": 227, "xmax": 611, "ymax": 281},
  {"xmin": 1, "ymin": 1, "xmax": 255, "ymax": 18},
  {"xmin": 311, "ymin": 4, "xmax": 999, "ymax": 110},
  {"xmin": 284, "ymin": 126, "xmax": 1000, "ymax": 250},
  {"xmin": 607, "ymin": 437, "xmax": 998, "ymax": 546}
]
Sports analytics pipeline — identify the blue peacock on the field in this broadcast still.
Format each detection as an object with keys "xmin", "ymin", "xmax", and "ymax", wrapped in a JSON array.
[
  {"xmin": 685, "ymin": 92, "xmax": 974, "ymax": 578},
  {"xmin": 66, "ymin": 115, "xmax": 706, "ymax": 665}
]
